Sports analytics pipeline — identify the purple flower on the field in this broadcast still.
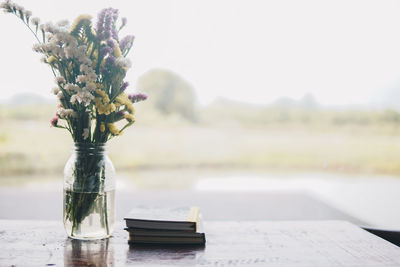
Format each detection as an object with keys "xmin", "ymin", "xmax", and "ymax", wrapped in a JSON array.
[
  {"xmin": 96, "ymin": 8, "xmax": 107, "ymax": 40},
  {"xmin": 96, "ymin": 8, "xmax": 121, "ymax": 41},
  {"xmin": 114, "ymin": 110, "xmax": 126, "ymax": 121},
  {"xmin": 116, "ymin": 111, "xmax": 126, "ymax": 117},
  {"xmin": 111, "ymin": 9, "xmax": 119, "ymax": 41},
  {"xmin": 104, "ymin": 12, "xmax": 112, "ymax": 39},
  {"xmin": 128, "ymin": 93, "xmax": 148, "ymax": 103},
  {"xmin": 112, "ymin": 9, "xmax": 119, "ymax": 20},
  {"xmin": 119, "ymin": 35, "xmax": 134, "ymax": 52},
  {"xmin": 120, "ymin": 81, "xmax": 129, "ymax": 92},
  {"xmin": 121, "ymin": 17, "xmax": 127, "ymax": 27},
  {"xmin": 106, "ymin": 39, "xmax": 115, "ymax": 48},
  {"xmin": 101, "ymin": 56, "xmax": 116, "ymax": 74},
  {"xmin": 100, "ymin": 46, "xmax": 113, "ymax": 56},
  {"xmin": 112, "ymin": 29, "xmax": 119, "ymax": 41},
  {"xmin": 105, "ymin": 55, "xmax": 116, "ymax": 66}
]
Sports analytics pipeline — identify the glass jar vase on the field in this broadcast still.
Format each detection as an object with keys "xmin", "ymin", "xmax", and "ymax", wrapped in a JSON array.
[{"xmin": 63, "ymin": 143, "xmax": 115, "ymax": 240}]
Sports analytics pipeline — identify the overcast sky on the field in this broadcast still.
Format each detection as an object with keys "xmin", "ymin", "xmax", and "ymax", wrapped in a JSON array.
[{"xmin": 1, "ymin": 0, "xmax": 400, "ymax": 107}]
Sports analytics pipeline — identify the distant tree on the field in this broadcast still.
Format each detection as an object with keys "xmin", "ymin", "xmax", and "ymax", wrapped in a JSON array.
[
  {"xmin": 271, "ymin": 93, "xmax": 319, "ymax": 110},
  {"xmin": 137, "ymin": 69, "xmax": 197, "ymax": 121},
  {"xmin": 272, "ymin": 97, "xmax": 297, "ymax": 109},
  {"xmin": 299, "ymin": 93, "xmax": 319, "ymax": 110}
]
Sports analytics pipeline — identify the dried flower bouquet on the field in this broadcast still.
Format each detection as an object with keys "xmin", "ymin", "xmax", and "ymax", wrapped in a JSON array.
[{"xmin": 1, "ymin": 0, "xmax": 147, "ymax": 239}]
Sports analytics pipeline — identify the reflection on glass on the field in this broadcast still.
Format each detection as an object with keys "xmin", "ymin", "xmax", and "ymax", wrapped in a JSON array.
[{"xmin": 64, "ymin": 238, "xmax": 114, "ymax": 266}]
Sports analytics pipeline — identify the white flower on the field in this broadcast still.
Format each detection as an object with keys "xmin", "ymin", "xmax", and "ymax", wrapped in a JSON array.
[
  {"xmin": 55, "ymin": 76, "xmax": 65, "ymax": 84},
  {"xmin": 77, "ymin": 74, "xmax": 96, "ymax": 84},
  {"xmin": 0, "ymin": 2, "xmax": 10, "ymax": 9},
  {"xmin": 57, "ymin": 49, "xmax": 66, "ymax": 59},
  {"xmin": 82, "ymin": 128, "xmax": 89, "ymax": 140},
  {"xmin": 70, "ymin": 91, "xmax": 94, "ymax": 106},
  {"xmin": 52, "ymin": 87, "xmax": 60, "ymax": 95},
  {"xmin": 24, "ymin": 10, "xmax": 32, "ymax": 18},
  {"xmin": 64, "ymin": 45, "xmax": 77, "ymax": 59},
  {"xmin": 78, "ymin": 91, "xmax": 94, "ymax": 106},
  {"xmin": 41, "ymin": 42, "xmax": 59, "ymax": 54},
  {"xmin": 64, "ymin": 44, "xmax": 91, "ymax": 65},
  {"xmin": 14, "ymin": 4, "xmax": 24, "ymax": 12},
  {"xmin": 77, "ymin": 64, "xmax": 97, "ymax": 84},
  {"xmin": 40, "ymin": 22, "xmax": 61, "ymax": 34},
  {"xmin": 57, "ymin": 108, "xmax": 77, "ymax": 119},
  {"xmin": 32, "ymin": 43, "xmax": 42, "ymax": 53},
  {"xmin": 30, "ymin": 17, "xmax": 40, "ymax": 25},
  {"xmin": 115, "ymin": 58, "xmax": 132, "ymax": 69},
  {"xmin": 77, "ymin": 45, "xmax": 86, "ymax": 54},
  {"xmin": 1, "ymin": 1, "xmax": 17, "ymax": 12},
  {"xmin": 57, "ymin": 91, "xmax": 63, "ymax": 99},
  {"xmin": 64, "ymin": 83, "xmax": 79, "ymax": 91},
  {"xmin": 80, "ymin": 64, "xmax": 92, "ymax": 73},
  {"xmin": 70, "ymin": 94, "xmax": 78, "ymax": 104},
  {"xmin": 87, "ymin": 72, "xmax": 97, "ymax": 81},
  {"xmin": 76, "ymin": 75, "xmax": 87, "ymax": 83},
  {"xmin": 84, "ymin": 82, "xmax": 96, "ymax": 92},
  {"xmin": 57, "ymin": 20, "xmax": 69, "ymax": 27}
]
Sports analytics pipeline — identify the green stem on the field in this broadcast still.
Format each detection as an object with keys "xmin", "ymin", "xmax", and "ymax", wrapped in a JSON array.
[
  {"xmin": 71, "ymin": 212, "xmax": 77, "ymax": 237},
  {"xmin": 104, "ymin": 194, "xmax": 109, "ymax": 235}
]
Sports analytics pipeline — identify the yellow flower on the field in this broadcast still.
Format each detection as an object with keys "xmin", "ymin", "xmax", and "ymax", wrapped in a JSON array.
[
  {"xmin": 94, "ymin": 90, "xmax": 115, "ymax": 115},
  {"xmin": 70, "ymin": 14, "xmax": 92, "ymax": 35},
  {"xmin": 100, "ymin": 122, "xmax": 105, "ymax": 132},
  {"xmin": 115, "ymin": 93, "xmax": 127, "ymax": 104},
  {"xmin": 68, "ymin": 62, "xmax": 73, "ymax": 72},
  {"xmin": 113, "ymin": 43, "xmax": 122, "ymax": 58},
  {"xmin": 126, "ymin": 103, "xmax": 134, "ymax": 114},
  {"xmin": 108, "ymin": 103, "xmax": 116, "ymax": 114},
  {"xmin": 47, "ymin": 56, "xmax": 57, "ymax": 64},
  {"xmin": 105, "ymin": 39, "xmax": 122, "ymax": 58},
  {"xmin": 107, "ymin": 123, "xmax": 121, "ymax": 136},
  {"xmin": 87, "ymin": 43, "xmax": 94, "ymax": 56},
  {"xmin": 96, "ymin": 103, "xmax": 115, "ymax": 115},
  {"xmin": 124, "ymin": 113, "xmax": 135, "ymax": 123},
  {"xmin": 96, "ymin": 89, "xmax": 109, "ymax": 100},
  {"xmin": 94, "ymin": 97, "xmax": 102, "ymax": 106},
  {"xmin": 115, "ymin": 92, "xmax": 135, "ymax": 114}
]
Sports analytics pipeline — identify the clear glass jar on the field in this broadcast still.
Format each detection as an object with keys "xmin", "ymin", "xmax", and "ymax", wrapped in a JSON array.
[{"xmin": 63, "ymin": 143, "xmax": 115, "ymax": 240}]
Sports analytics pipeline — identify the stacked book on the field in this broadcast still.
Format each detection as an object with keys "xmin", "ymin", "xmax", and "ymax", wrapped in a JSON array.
[{"xmin": 124, "ymin": 206, "xmax": 206, "ymax": 246}]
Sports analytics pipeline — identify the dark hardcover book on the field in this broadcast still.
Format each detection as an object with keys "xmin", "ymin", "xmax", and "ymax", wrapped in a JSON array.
[
  {"xmin": 124, "ymin": 206, "xmax": 200, "ymax": 232},
  {"xmin": 126, "ymin": 229, "xmax": 205, "ymax": 238},
  {"xmin": 128, "ymin": 232, "xmax": 206, "ymax": 246}
]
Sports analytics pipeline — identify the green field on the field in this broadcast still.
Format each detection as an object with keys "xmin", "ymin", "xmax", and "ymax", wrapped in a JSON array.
[{"xmin": 2, "ymin": 102, "xmax": 400, "ymax": 178}]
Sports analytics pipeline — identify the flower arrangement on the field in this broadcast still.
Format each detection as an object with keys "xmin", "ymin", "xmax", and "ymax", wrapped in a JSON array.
[
  {"xmin": 1, "ymin": 0, "xmax": 147, "ymax": 142},
  {"xmin": 1, "ymin": 0, "xmax": 147, "ymax": 239}
]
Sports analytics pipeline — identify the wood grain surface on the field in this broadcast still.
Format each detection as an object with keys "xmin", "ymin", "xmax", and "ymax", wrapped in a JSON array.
[{"xmin": 1, "ymin": 220, "xmax": 400, "ymax": 266}]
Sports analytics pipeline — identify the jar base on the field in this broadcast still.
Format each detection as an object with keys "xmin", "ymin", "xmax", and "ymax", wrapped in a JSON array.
[{"xmin": 67, "ymin": 234, "xmax": 112, "ymax": 240}]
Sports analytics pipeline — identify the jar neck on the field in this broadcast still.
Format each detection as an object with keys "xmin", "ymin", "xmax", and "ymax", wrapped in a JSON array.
[{"xmin": 73, "ymin": 143, "xmax": 107, "ymax": 156}]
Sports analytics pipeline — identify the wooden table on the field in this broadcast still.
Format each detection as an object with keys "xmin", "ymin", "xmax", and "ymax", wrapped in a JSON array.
[{"xmin": 1, "ymin": 220, "xmax": 400, "ymax": 266}]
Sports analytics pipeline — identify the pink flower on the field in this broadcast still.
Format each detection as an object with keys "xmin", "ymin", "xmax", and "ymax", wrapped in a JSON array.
[{"xmin": 50, "ymin": 116, "xmax": 58, "ymax": 127}]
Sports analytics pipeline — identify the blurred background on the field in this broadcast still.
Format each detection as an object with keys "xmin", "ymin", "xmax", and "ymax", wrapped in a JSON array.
[{"xmin": 1, "ymin": 0, "xmax": 400, "ymax": 228}]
